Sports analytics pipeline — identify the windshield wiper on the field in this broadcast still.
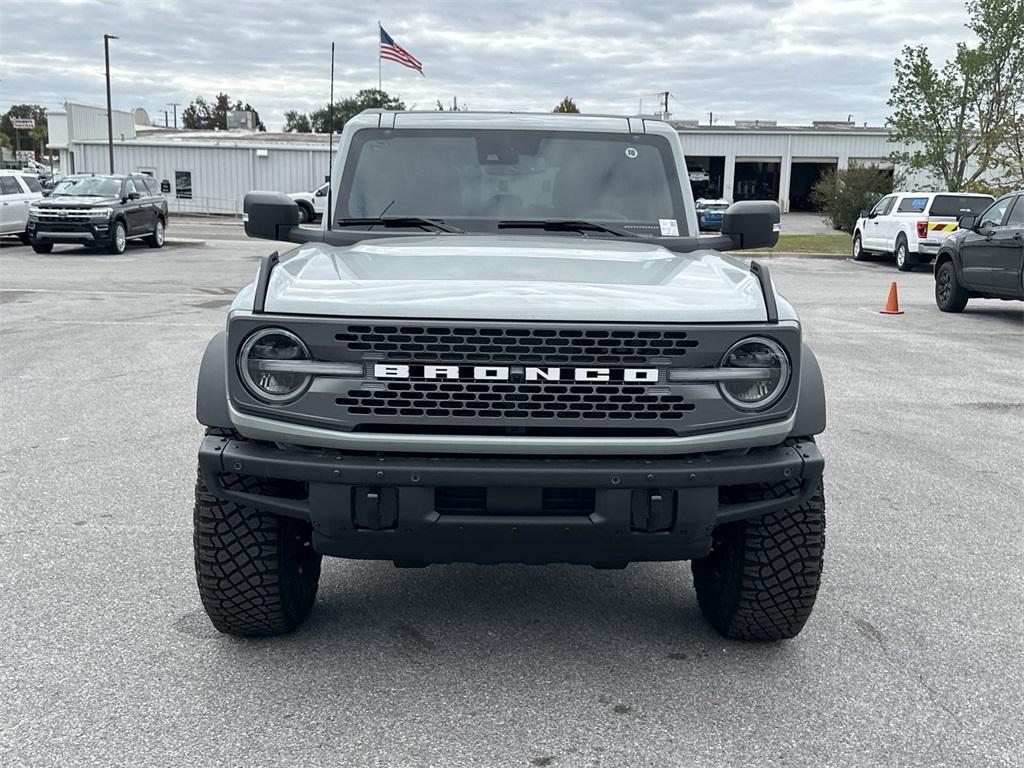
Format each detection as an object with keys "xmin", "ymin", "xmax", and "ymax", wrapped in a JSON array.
[
  {"xmin": 496, "ymin": 219, "xmax": 636, "ymax": 237},
  {"xmin": 334, "ymin": 216, "xmax": 464, "ymax": 233}
]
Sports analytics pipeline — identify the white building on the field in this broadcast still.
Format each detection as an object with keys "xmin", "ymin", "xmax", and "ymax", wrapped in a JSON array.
[{"xmin": 49, "ymin": 103, "xmax": 921, "ymax": 215}]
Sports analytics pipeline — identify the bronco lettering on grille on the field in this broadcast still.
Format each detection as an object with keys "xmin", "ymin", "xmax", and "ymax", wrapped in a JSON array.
[{"xmin": 373, "ymin": 364, "xmax": 659, "ymax": 383}]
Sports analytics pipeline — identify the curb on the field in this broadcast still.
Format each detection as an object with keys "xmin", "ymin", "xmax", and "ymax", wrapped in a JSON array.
[{"xmin": 748, "ymin": 251, "xmax": 847, "ymax": 259}]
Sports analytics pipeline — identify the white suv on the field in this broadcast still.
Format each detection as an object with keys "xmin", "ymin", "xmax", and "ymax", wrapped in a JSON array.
[
  {"xmin": 287, "ymin": 182, "xmax": 329, "ymax": 224},
  {"xmin": 0, "ymin": 170, "xmax": 45, "ymax": 243},
  {"xmin": 853, "ymin": 191, "xmax": 994, "ymax": 271}
]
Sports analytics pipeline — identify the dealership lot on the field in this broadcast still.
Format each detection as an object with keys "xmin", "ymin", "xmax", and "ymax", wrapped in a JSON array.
[{"xmin": 1, "ymin": 239, "xmax": 1021, "ymax": 767}]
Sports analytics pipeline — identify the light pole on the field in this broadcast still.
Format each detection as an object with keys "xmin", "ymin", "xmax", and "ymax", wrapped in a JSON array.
[{"xmin": 104, "ymin": 34, "xmax": 118, "ymax": 173}]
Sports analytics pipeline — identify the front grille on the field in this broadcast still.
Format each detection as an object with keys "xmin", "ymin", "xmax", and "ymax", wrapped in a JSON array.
[
  {"xmin": 335, "ymin": 324, "xmax": 699, "ymax": 365},
  {"xmin": 35, "ymin": 210, "xmax": 97, "ymax": 220},
  {"xmin": 336, "ymin": 380, "xmax": 695, "ymax": 421}
]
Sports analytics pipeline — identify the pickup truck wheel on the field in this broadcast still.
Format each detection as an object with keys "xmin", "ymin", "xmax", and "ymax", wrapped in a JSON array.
[
  {"xmin": 895, "ymin": 236, "xmax": 915, "ymax": 271},
  {"xmin": 296, "ymin": 203, "xmax": 312, "ymax": 224},
  {"xmin": 193, "ymin": 436, "xmax": 322, "ymax": 636},
  {"xmin": 31, "ymin": 240, "xmax": 53, "ymax": 254},
  {"xmin": 935, "ymin": 261, "xmax": 969, "ymax": 312},
  {"xmin": 852, "ymin": 232, "xmax": 868, "ymax": 261},
  {"xmin": 692, "ymin": 474, "xmax": 825, "ymax": 641},
  {"xmin": 107, "ymin": 220, "xmax": 127, "ymax": 254},
  {"xmin": 146, "ymin": 217, "xmax": 165, "ymax": 248}
]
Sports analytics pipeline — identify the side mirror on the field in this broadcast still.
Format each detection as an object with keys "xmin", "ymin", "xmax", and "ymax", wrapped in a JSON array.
[
  {"xmin": 243, "ymin": 191, "xmax": 300, "ymax": 241},
  {"xmin": 958, "ymin": 214, "xmax": 976, "ymax": 231},
  {"xmin": 127, "ymin": 191, "xmax": 140, "ymax": 201},
  {"xmin": 721, "ymin": 200, "xmax": 781, "ymax": 250},
  {"xmin": 859, "ymin": 209, "xmax": 869, "ymax": 219}
]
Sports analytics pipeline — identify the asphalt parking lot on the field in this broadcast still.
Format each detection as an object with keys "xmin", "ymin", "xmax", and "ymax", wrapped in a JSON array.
[{"xmin": 1, "ymin": 235, "xmax": 1022, "ymax": 768}]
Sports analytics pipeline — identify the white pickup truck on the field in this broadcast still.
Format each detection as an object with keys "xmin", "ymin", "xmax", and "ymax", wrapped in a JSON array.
[
  {"xmin": 287, "ymin": 182, "xmax": 329, "ymax": 224},
  {"xmin": 853, "ymin": 191, "xmax": 994, "ymax": 271}
]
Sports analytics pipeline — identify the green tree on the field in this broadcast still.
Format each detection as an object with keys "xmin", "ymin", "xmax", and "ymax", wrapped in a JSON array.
[
  {"xmin": 810, "ymin": 165, "xmax": 897, "ymax": 234},
  {"xmin": 182, "ymin": 94, "xmax": 266, "ymax": 131},
  {"xmin": 307, "ymin": 89, "xmax": 405, "ymax": 133},
  {"xmin": 283, "ymin": 110, "xmax": 312, "ymax": 132},
  {"xmin": 887, "ymin": 0, "xmax": 1024, "ymax": 190},
  {"xmin": 553, "ymin": 97, "xmax": 580, "ymax": 113},
  {"xmin": 1, "ymin": 104, "xmax": 48, "ymax": 158}
]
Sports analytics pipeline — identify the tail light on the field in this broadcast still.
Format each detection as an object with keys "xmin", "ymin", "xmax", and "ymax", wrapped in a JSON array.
[{"xmin": 916, "ymin": 220, "xmax": 928, "ymax": 238}]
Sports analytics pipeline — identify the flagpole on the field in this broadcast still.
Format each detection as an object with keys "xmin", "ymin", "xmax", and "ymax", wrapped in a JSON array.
[
  {"xmin": 327, "ymin": 41, "xmax": 335, "ymax": 231},
  {"xmin": 377, "ymin": 20, "xmax": 382, "ymax": 92}
]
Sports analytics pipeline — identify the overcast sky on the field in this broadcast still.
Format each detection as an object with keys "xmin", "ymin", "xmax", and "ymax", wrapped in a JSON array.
[{"xmin": 2, "ymin": 0, "xmax": 970, "ymax": 130}]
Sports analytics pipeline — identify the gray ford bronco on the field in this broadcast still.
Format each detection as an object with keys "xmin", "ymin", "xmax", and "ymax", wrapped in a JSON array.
[{"xmin": 194, "ymin": 111, "xmax": 826, "ymax": 640}]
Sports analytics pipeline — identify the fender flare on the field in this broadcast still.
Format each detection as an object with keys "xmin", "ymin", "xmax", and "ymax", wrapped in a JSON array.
[
  {"xmin": 790, "ymin": 342, "xmax": 826, "ymax": 437},
  {"xmin": 196, "ymin": 331, "xmax": 232, "ymax": 429}
]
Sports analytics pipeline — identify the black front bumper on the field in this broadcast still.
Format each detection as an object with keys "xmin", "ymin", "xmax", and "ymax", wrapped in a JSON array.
[
  {"xmin": 28, "ymin": 220, "xmax": 112, "ymax": 244},
  {"xmin": 198, "ymin": 435, "xmax": 823, "ymax": 565}
]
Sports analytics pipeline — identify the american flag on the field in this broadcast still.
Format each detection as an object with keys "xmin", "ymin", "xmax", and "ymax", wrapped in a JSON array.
[{"xmin": 380, "ymin": 26, "xmax": 423, "ymax": 75}]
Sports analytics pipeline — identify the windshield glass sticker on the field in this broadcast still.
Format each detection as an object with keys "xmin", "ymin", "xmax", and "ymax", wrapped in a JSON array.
[
  {"xmin": 659, "ymin": 218, "xmax": 679, "ymax": 236},
  {"xmin": 625, "ymin": 147, "xmax": 638, "ymax": 159}
]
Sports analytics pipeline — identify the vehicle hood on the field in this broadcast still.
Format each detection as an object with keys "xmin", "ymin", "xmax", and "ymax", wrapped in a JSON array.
[
  {"xmin": 237, "ymin": 234, "xmax": 778, "ymax": 323},
  {"xmin": 38, "ymin": 196, "xmax": 119, "ymax": 208}
]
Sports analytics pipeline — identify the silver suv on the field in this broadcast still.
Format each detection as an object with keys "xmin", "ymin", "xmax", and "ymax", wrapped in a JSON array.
[{"xmin": 193, "ymin": 112, "xmax": 827, "ymax": 641}]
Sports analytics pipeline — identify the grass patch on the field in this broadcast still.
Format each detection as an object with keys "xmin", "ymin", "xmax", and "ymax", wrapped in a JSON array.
[{"xmin": 751, "ymin": 233, "xmax": 852, "ymax": 255}]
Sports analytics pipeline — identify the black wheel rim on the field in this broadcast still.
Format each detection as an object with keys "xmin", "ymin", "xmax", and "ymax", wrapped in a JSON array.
[{"xmin": 937, "ymin": 268, "xmax": 951, "ymax": 303}]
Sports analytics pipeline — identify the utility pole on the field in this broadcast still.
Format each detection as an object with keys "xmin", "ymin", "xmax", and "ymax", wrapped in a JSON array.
[
  {"xmin": 709, "ymin": 111, "xmax": 713, "ymax": 126},
  {"xmin": 163, "ymin": 110, "xmax": 169, "ymax": 127},
  {"xmin": 168, "ymin": 102, "xmax": 180, "ymax": 129},
  {"xmin": 657, "ymin": 91, "xmax": 671, "ymax": 120},
  {"xmin": 104, "ymin": 34, "xmax": 118, "ymax": 173}
]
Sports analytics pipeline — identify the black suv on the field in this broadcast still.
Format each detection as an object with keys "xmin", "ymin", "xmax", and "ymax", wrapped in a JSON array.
[
  {"xmin": 935, "ymin": 191, "xmax": 1024, "ymax": 312},
  {"xmin": 28, "ymin": 173, "xmax": 169, "ymax": 254}
]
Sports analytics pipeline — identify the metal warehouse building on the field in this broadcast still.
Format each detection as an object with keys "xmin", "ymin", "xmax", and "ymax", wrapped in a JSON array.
[{"xmin": 49, "ymin": 103, "xmax": 913, "ymax": 215}]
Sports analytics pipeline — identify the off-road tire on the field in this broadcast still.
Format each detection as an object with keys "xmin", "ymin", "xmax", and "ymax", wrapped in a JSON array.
[
  {"xmin": 193, "ymin": 429, "xmax": 322, "ymax": 636},
  {"xmin": 692, "ymin": 472, "xmax": 825, "ymax": 641},
  {"xmin": 852, "ymin": 231, "xmax": 868, "ymax": 261},
  {"xmin": 895, "ymin": 235, "xmax": 915, "ymax": 271},
  {"xmin": 107, "ymin": 220, "xmax": 127, "ymax": 254},
  {"xmin": 31, "ymin": 240, "xmax": 53, "ymax": 254},
  {"xmin": 146, "ymin": 217, "xmax": 165, "ymax": 248},
  {"xmin": 935, "ymin": 260, "xmax": 969, "ymax": 313}
]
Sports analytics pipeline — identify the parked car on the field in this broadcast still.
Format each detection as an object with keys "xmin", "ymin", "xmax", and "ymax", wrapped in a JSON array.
[
  {"xmin": 934, "ymin": 191, "xmax": 1024, "ymax": 312},
  {"xmin": 853, "ymin": 191, "xmax": 994, "ymax": 271},
  {"xmin": 27, "ymin": 173, "xmax": 168, "ymax": 254},
  {"xmin": 287, "ymin": 182, "xmax": 329, "ymax": 224},
  {"xmin": 0, "ymin": 170, "xmax": 45, "ymax": 243},
  {"xmin": 193, "ymin": 111, "xmax": 828, "ymax": 641},
  {"xmin": 695, "ymin": 197, "xmax": 729, "ymax": 231}
]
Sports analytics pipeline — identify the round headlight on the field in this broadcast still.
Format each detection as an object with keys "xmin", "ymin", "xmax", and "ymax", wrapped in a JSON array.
[
  {"xmin": 718, "ymin": 337, "xmax": 791, "ymax": 411},
  {"xmin": 239, "ymin": 328, "xmax": 311, "ymax": 403}
]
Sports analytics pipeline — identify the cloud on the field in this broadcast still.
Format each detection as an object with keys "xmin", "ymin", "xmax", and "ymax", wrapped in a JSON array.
[{"xmin": 0, "ymin": 0, "xmax": 970, "ymax": 129}]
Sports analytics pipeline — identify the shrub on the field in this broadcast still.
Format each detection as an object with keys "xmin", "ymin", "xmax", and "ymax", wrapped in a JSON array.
[{"xmin": 811, "ymin": 166, "xmax": 896, "ymax": 233}]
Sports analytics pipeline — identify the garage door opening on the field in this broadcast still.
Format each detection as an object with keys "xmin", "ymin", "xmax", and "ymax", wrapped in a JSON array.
[
  {"xmin": 686, "ymin": 155, "xmax": 726, "ymax": 200},
  {"xmin": 734, "ymin": 161, "xmax": 780, "ymax": 202},
  {"xmin": 789, "ymin": 161, "xmax": 837, "ymax": 211}
]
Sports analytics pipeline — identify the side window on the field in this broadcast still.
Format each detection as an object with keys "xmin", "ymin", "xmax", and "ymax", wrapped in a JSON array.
[
  {"xmin": 979, "ymin": 196, "xmax": 1012, "ymax": 229},
  {"xmin": 124, "ymin": 178, "xmax": 138, "ymax": 198},
  {"xmin": 315, "ymin": 183, "xmax": 329, "ymax": 197},
  {"xmin": 23, "ymin": 176, "xmax": 43, "ymax": 194},
  {"xmin": 143, "ymin": 177, "xmax": 162, "ymax": 196},
  {"xmin": 175, "ymin": 171, "xmax": 193, "ymax": 200},
  {"xmin": 897, "ymin": 196, "xmax": 928, "ymax": 213},
  {"xmin": 1005, "ymin": 195, "xmax": 1024, "ymax": 227},
  {"xmin": 131, "ymin": 176, "xmax": 149, "ymax": 196},
  {"xmin": 870, "ymin": 196, "xmax": 892, "ymax": 216},
  {"xmin": 0, "ymin": 176, "xmax": 21, "ymax": 195}
]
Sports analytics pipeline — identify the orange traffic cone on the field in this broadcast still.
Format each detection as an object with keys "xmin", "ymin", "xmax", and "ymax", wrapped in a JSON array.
[{"xmin": 880, "ymin": 281, "xmax": 904, "ymax": 315}]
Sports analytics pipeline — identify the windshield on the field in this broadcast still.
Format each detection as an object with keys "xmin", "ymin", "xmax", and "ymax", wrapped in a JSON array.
[
  {"xmin": 930, "ymin": 195, "xmax": 993, "ymax": 217},
  {"xmin": 338, "ymin": 129, "xmax": 687, "ymax": 235},
  {"xmin": 53, "ymin": 177, "xmax": 122, "ymax": 197}
]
